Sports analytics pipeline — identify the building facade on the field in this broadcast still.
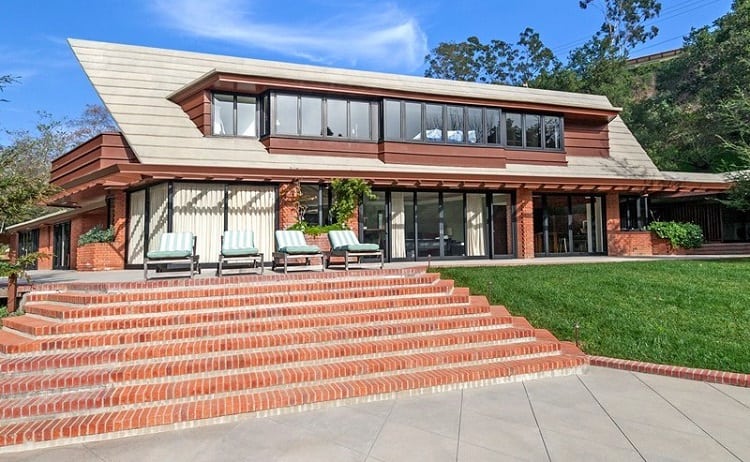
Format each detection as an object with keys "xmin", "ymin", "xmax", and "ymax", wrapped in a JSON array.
[{"xmin": 7, "ymin": 40, "xmax": 732, "ymax": 270}]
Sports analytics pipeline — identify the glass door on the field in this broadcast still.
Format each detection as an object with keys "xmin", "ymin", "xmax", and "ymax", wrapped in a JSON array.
[
  {"xmin": 491, "ymin": 193, "xmax": 512, "ymax": 257},
  {"xmin": 18, "ymin": 229, "xmax": 40, "ymax": 270},
  {"xmin": 53, "ymin": 222, "xmax": 71, "ymax": 270}
]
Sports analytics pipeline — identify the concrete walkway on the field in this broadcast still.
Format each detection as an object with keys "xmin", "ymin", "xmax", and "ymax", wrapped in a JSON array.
[{"xmin": 5, "ymin": 367, "xmax": 749, "ymax": 461}]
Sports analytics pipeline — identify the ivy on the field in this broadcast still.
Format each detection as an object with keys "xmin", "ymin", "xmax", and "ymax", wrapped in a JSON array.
[
  {"xmin": 78, "ymin": 225, "xmax": 115, "ymax": 246},
  {"xmin": 329, "ymin": 178, "xmax": 376, "ymax": 227}
]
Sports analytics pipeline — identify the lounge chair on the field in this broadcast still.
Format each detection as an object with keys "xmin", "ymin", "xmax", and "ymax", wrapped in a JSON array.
[
  {"xmin": 143, "ymin": 232, "xmax": 200, "ymax": 280},
  {"xmin": 272, "ymin": 230, "xmax": 325, "ymax": 273},
  {"xmin": 327, "ymin": 230, "xmax": 383, "ymax": 270},
  {"xmin": 217, "ymin": 230, "xmax": 264, "ymax": 276}
]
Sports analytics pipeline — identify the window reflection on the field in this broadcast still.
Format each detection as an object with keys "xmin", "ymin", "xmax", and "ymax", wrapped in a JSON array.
[{"xmin": 506, "ymin": 113, "xmax": 523, "ymax": 146}]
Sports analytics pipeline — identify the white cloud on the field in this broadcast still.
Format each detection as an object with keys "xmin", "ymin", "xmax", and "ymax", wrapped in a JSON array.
[{"xmin": 151, "ymin": 0, "xmax": 428, "ymax": 71}]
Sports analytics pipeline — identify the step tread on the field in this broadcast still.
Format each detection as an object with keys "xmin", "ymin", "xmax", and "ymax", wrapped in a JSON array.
[
  {"xmin": 0, "ymin": 325, "xmax": 533, "ymax": 376},
  {"xmin": 0, "ymin": 341, "xmax": 565, "ymax": 419},
  {"xmin": 0, "ymin": 354, "xmax": 586, "ymax": 448}
]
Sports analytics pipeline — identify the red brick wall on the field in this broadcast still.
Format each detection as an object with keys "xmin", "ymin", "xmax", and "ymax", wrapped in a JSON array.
[
  {"xmin": 73, "ymin": 192, "xmax": 127, "ymax": 271},
  {"xmin": 279, "ymin": 182, "xmax": 300, "ymax": 229},
  {"xmin": 76, "ymin": 242, "xmax": 124, "ymax": 271},
  {"xmin": 37, "ymin": 226, "xmax": 53, "ymax": 270},
  {"xmin": 70, "ymin": 209, "xmax": 107, "ymax": 270},
  {"xmin": 608, "ymin": 231, "xmax": 654, "ymax": 256},
  {"xmin": 516, "ymin": 188, "xmax": 534, "ymax": 259}
]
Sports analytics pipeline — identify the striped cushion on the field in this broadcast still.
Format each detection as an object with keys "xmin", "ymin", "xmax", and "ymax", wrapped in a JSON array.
[
  {"xmin": 275, "ymin": 230, "xmax": 320, "ymax": 254},
  {"xmin": 222, "ymin": 230, "xmax": 259, "ymax": 256},
  {"xmin": 328, "ymin": 230, "xmax": 379, "ymax": 252},
  {"xmin": 147, "ymin": 232, "xmax": 194, "ymax": 259}
]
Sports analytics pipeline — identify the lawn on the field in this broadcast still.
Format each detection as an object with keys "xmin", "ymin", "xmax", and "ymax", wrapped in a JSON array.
[{"xmin": 436, "ymin": 259, "xmax": 750, "ymax": 374}]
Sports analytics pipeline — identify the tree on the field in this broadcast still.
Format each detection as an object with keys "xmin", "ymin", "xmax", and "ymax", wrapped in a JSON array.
[
  {"xmin": 424, "ymin": 0, "xmax": 661, "ymax": 108},
  {"xmin": 0, "ymin": 75, "xmax": 18, "ymax": 102}
]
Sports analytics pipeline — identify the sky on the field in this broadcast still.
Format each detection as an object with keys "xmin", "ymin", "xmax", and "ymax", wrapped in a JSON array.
[{"xmin": 0, "ymin": 0, "xmax": 735, "ymax": 145}]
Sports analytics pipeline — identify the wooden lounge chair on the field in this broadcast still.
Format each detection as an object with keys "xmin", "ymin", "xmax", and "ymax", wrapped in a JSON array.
[
  {"xmin": 143, "ymin": 232, "xmax": 200, "ymax": 280},
  {"xmin": 272, "ymin": 230, "xmax": 325, "ymax": 273},
  {"xmin": 217, "ymin": 230, "xmax": 264, "ymax": 276},
  {"xmin": 327, "ymin": 230, "xmax": 383, "ymax": 270}
]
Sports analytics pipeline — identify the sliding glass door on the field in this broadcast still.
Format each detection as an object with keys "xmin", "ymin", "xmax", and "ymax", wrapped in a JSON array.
[{"xmin": 533, "ymin": 194, "xmax": 605, "ymax": 255}]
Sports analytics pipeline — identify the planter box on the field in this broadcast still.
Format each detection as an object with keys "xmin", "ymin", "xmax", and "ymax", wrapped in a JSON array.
[
  {"xmin": 650, "ymin": 234, "xmax": 687, "ymax": 255},
  {"xmin": 76, "ymin": 242, "xmax": 125, "ymax": 271}
]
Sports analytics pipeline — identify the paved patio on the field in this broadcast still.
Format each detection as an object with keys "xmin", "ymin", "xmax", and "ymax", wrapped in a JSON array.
[{"xmin": 4, "ymin": 367, "xmax": 749, "ymax": 461}]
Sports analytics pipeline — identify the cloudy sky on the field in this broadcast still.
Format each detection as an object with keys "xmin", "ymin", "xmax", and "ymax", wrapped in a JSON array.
[{"xmin": 0, "ymin": 0, "xmax": 733, "ymax": 143}]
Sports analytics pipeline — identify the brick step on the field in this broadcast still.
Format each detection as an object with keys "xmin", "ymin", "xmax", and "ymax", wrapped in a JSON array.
[
  {"xmin": 0, "ymin": 325, "xmax": 537, "ymax": 395},
  {"xmin": 23, "ymin": 267, "xmax": 429, "ymax": 301},
  {"xmin": 24, "ymin": 271, "xmax": 439, "ymax": 305},
  {"xmin": 0, "ymin": 322, "xmax": 531, "ymax": 376},
  {"xmin": 21, "ymin": 288, "xmax": 469, "ymax": 328},
  {"xmin": 22, "ymin": 282, "xmax": 459, "ymax": 320},
  {"xmin": 4, "ymin": 297, "xmax": 489, "ymax": 337},
  {"xmin": 0, "ymin": 354, "xmax": 586, "ymax": 450},
  {"xmin": 0, "ymin": 341, "xmax": 563, "ymax": 421},
  {"xmin": 0, "ymin": 310, "xmax": 513, "ymax": 355}
]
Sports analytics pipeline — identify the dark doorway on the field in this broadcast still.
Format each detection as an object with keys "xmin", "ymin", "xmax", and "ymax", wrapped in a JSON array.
[
  {"xmin": 18, "ymin": 229, "xmax": 40, "ymax": 270},
  {"xmin": 53, "ymin": 222, "xmax": 71, "ymax": 270}
]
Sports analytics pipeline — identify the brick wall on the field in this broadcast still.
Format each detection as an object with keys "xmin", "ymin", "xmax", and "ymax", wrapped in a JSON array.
[
  {"xmin": 278, "ymin": 182, "xmax": 300, "ymax": 229},
  {"xmin": 37, "ymin": 226, "xmax": 53, "ymax": 270},
  {"xmin": 515, "ymin": 188, "xmax": 534, "ymax": 259}
]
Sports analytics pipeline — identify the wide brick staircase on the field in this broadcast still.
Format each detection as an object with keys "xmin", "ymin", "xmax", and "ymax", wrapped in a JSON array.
[{"xmin": 0, "ymin": 267, "xmax": 586, "ymax": 452}]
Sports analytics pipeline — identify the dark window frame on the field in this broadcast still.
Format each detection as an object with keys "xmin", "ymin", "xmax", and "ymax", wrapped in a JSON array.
[{"xmin": 211, "ymin": 92, "xmax": 259, "ymax": 137}]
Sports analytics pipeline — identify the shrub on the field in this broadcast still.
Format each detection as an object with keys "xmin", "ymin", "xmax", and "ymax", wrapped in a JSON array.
[
  {"xmin": 287, "ymin": 222, "xmax": 344, "ymax": 236},
  {"xmin": 78, "ymin": 226, "xmax": 115, "ymax": 246},
  {"xmin": 647, "ymin": 221, "xmax": 704, "ymax": 249}
]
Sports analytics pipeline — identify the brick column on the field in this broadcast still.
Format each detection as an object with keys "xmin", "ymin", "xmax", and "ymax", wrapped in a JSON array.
[
  {"xmin": 37, "ymin": 225, "xmax": 53, "ymax": 270},
  {"xmin": 7, "ymin": 233, "xmax": 19, "ymax": 263},
  {"xmin": 605, "ymin": 193, "xmax": 621, "ymax": 256},
  {"xmin": 110, "ymin": 191, "xmax": 127, "ymax": 269},
  {"xmin": 278, "ymin": 182, "xmax": 301, "ymax": 229},
  {"xmin": 515, "ymin": 188, "xmax": 535, "ymax": 259}
]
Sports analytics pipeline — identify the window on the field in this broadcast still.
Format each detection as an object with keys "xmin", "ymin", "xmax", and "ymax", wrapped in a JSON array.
[
  {"xmin": 384, "ymin": 100, "xmax": 401, "ymax": 140},
  {"xmin": 486, "ymin": 109, "xmax": 501, "ymax": 144},
  {"xmin": 620, "ymin": 195, "xmax": 649, "ymax": 230},
  {"xmin": 544, "ymin": 116, "xmax": 561, "ymax": 149},
  {"xmin": 447, "ymin": 106, "xmax": 464, "ymax": 143},
  {"xmin": 466, "ymin": 107, "xmax": 482, "ymax": 144},
  {"xmin": 300, "ymin": 184, "xmax": 331, "ymax": 225},
  {"xmin": 212, "ymin": 93, "xmax": 257, "ymax": 137},
  {"xmin": 272, "ymin": 93, "xmax": 377, "ymax": 140},
  {"xmin": 405, "ymin": 102, "xmax": 422, "ymax": 141},
  {"xmin": 505, "ymin": 113, "xmax": 523, "ymax": 147},
  {"xmin": 425, "ymin": 104, "xmax": 443, "ymax": 142}
]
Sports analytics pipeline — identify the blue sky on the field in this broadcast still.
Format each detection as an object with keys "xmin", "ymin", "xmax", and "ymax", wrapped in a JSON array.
[{"xmin": 0, "ymin": 0, "xmax": 734, "ymax": 145}]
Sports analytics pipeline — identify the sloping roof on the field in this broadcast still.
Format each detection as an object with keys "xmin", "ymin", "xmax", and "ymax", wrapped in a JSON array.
[{"xmin": 68, "ymin": 39, "xmax": 678, "ymax": 182}]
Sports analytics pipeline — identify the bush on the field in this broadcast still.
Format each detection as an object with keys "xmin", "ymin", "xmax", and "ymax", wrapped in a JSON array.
[
  {"xmin": 648, "ymin": 221, "xmax": 704, "ymax": 249},
  {"xmin": 287, "ymin": 222, "xmax": 344, "ymax": 236},
  {"xmin": 78, "ymin": 226, "xmax": 115, "ymax": 246}
]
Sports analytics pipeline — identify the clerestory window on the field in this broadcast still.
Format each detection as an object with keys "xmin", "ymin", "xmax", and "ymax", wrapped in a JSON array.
[{"xmin": 212, "ymin": 93, "xmax": 257, "ymax": 137}]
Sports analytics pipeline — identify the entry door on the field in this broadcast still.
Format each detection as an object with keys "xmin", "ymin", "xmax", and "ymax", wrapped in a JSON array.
[
  {"xmin": 18, "ymin": 229, "xmax": 40, "ymax": 270},
  {"xmin": 53, "ymin": 222, "xmax": 71, "ymax": 270}
]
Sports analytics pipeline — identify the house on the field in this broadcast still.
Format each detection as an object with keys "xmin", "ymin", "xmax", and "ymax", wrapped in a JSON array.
[{"xmin": 6, "ymin": 39, "xmax": 735, "ymax": 270}]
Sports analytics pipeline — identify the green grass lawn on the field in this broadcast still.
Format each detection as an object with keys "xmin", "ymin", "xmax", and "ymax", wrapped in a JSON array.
[{"xmin": 435, "ymin": 259, "xmax": 750, "ymax": 374}]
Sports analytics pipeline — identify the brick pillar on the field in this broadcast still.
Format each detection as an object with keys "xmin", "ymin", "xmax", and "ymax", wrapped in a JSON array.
[
  {"xmin": 516, "ymin": 188, "xmax": 535, "ymax": 259},
  {"xmin": 110, "ymin": 191, "xmax": 127, "ymax": 269},
  {"xmin": 347, "ymin": 208, "xmax": 359, "ymax": 233},
  {"xmin": 278, "ymin": 182, "xmax": 301, "ymax": 229},
  {"xmin": 37, "ymin": 225, "xmax": 53, "ymax": 270},
  {"xmin": 8, "ymin": 233, "xmax": 19, "ymax": 263},
  {"xmin": 69, "ymin": 217, "xmax": 85, "ymax": 270},
  {"xmin": 605, "ymin": 193, "xmax": 620, "ymax": 256}
]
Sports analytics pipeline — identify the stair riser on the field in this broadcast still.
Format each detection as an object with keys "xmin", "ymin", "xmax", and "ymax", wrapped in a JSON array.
[
  {"xmin": 22, "ymin": 267, "xmax": 429, "ymax": 301},
  {"xmin": 24, "ymin": 284, "xmax": 455, "ymax": 320},
  {"xmin": 0, "ymin": 356, "xmax": 586, "ymax": 449},
  {"xmin": 2, "ymin": 315, "xmax": 514, "ymax": 355},
  {"xmin": 26, "ymin": 274, "xmax": 444, "ymax": 305},
  {"xmin": 0, "ymin": 325, "xmax": 528, "ymax": 377},
  {"xmin": 0, "ymin": 343, "xmax": 563, "ymax": 419},
  {"xmin": 18, "ymin": 294, "xmax": 475, "ymax": 333}
]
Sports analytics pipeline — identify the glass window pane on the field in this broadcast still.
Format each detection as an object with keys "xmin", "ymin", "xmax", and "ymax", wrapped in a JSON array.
[
  {"xmin": 446, "ymin": 106, "xmax": 464, "ymax": 143},
  {"xmin": 416, "ymin": 192, "xmax": 439, "ymax": 257},
  {"xmin": 261, "ymin": 93, "xmax": 270, "ymax": 136},
  {"xmin": 350, "ymin": 101, "xmax": 371, "ymax": 140},
  {"xmin": 300, "ymin": 184, "xmax": 320, "ymax": 225},
  {"xmin": 544, "ymin": 116, "xmax": 561, "ymax": 149},
  {"xmin": 486, "ymin": 109, "xmax": 501, "ymax": 144},
  {"xmin": 405, "ymin": 102, "xmax": 422, "ymax": 141},
  {"xmin": 466, "ymin": 107, "xmax": 482, "ymax": 144},
  {"xmin": 275, "ymin": 94, "xmax": 298, "ymax": 135},
  {"xmin": 525, "ymin": 114, "xmax": 542, "ymax": 148},
  {"xmin": 300, "ymin": 96, "xmax": 323, "ymax": 136},
  {"xmin": 424, "ymin": 104, "xmax": 443, "ymax": 142},
  {"xmin": 212, "ymin": 93, "xmax": 234, "ymax": 135},
  {"xmin": 327, "ymin": 99, "xmax": 347, "ymax": 138},
  {"xmin": 506, "ymin": 112, "xmax": 523, "ymax": 147},
  {"xmin": 443, "ymin": 193, "xmax": 465, "ymax": 256},
  {"xmin": 236, "ymin": 96, "xmax": 256, "ymax": 137},
  {"xmin": 384, "ymin": 100, "xmax": 401, "ymax": 140}
]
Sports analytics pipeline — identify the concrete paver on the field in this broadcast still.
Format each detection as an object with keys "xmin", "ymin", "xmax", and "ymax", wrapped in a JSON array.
[{"xmin": 4, "ymin": 366, "xmax": 750, "ymax": 461}]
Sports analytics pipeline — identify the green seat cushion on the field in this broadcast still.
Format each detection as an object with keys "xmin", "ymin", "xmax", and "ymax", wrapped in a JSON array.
[
  {"xmin": 278, "ymin": 245, "xmax": 321, "ymax": 255},
  {"xmin": 147, "ymin": 250, "xmax": 192, "ymax": 259},
  {"xmin": 334, "ymin": 243, "xmax": 380, "ymax": 252},
  {"xmin": 222, "ymin": 247, "xmax": 260, "ymax": 257}
]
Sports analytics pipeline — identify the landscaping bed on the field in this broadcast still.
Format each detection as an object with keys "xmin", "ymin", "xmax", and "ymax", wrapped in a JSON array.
[{"xmin": 436, "ymin": 259, "xmax": 750, "ymax": 374}]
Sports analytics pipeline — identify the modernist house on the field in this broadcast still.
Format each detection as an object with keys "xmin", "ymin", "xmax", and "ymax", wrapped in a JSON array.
[{"xmin": 7, "ymin": 39, "xmax": 737, "ymax": 271}]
